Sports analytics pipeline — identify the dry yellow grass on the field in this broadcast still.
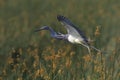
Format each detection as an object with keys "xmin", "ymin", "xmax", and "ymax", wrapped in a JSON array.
[{"xmin": 0, "ymin": 0, "xmax": 120, "ymax": 80}]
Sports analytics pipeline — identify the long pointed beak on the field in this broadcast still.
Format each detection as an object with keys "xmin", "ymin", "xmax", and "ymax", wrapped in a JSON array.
[{"xmin": 34, "ymin": 28, "xmax": 43, "ymax": 32}]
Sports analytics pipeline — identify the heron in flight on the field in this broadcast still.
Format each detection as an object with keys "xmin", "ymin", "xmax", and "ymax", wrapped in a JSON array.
[{"xmin": 35, "ymin": 15, "xmax": 100, "ymax": 54}]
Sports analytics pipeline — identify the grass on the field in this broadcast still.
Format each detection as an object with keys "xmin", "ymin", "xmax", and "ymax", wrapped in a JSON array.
[{"xmin": 0, "ymin": 0, "xmax": 120, "ymax": 80}]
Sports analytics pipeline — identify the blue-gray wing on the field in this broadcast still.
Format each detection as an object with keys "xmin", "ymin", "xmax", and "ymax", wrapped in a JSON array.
[{"xmin": 57, "ymin": 15, "xmax": 88, "ymax": 43}]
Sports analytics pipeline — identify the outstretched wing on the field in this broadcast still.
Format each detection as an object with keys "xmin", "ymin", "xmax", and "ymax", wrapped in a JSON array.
[{"xmin": 57, "ymin": 15, "xmax": 88, "ymax": 43}]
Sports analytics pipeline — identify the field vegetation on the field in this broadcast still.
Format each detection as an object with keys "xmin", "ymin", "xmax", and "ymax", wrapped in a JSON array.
[{"xmin": 0, "ymin": 0, "xmax": 120, "ymax": 80}]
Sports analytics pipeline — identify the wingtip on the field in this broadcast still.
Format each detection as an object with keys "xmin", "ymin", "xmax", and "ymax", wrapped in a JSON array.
[{"xmin": 57, "ymin": 15, "xmax": 66, "ymax": 21}]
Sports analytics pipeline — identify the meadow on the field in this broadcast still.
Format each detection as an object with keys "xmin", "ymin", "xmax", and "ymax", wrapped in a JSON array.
[{"xmin": 0, "ymin": 0, "xmax": 120, "ymax": 80}]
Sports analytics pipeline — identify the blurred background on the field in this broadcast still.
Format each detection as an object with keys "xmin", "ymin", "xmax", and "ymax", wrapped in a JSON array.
[{"xmin": 0, "ymin": 0, "xmax": 120, "ymax": 80}]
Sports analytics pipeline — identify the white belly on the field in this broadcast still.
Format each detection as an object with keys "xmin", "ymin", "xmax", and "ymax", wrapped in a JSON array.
[{"xmin": 68, "ymin": 35, "xmax": 83, "ymax": 44}]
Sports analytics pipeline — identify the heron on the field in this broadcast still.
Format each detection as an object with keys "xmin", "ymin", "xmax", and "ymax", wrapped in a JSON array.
[{"xmin": 35, "ymin": 15, "xmax": 101, "ymax": 54}]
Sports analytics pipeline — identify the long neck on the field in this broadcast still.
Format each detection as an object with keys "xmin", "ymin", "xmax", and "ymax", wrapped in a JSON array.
[{"xmin": 47, "ymin": 27, "xmax": 57, "ymax": 36}]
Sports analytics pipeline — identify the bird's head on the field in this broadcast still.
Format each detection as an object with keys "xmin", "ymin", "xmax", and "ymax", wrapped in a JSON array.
[{"xmin": 35, "ymin": 26, "xmax": 50, "ymax": 32}]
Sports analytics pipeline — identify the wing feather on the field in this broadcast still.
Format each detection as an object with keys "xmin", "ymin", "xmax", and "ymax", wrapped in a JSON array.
[{"xmin": 57, "ymin": 15, "xmax": 88, "ymax": 43}]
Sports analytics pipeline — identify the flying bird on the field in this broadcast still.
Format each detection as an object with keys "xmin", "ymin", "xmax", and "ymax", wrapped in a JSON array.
[{"xmin": 35, "ymin": 15, "xmax": 100, "ymax": 54}]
